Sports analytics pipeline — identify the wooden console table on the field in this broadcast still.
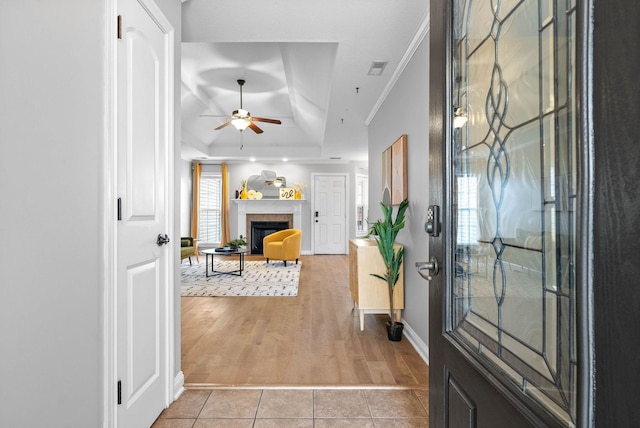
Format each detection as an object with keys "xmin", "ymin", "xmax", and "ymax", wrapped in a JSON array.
[{"xmin": 348, "ymin": 239, "xmax": 404, "ymax": 331}]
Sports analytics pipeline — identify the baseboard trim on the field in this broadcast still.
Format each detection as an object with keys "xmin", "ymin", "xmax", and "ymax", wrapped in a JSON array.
[
  {"xmin": 401, "ymin": 319, "xmax": 429, "ymax": 366},
  {"xmin": 173, "ymin": 371, "xmax": 185, "ymax": 401}
]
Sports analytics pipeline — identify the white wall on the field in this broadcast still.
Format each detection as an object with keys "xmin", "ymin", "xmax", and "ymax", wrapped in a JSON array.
[
  {"xmin": 0, "ymin": 1, "xmax": 104, "ymax": 425},
  {"xmin": 0, "ymin": 0, "xmax": 182, "ymax": 426},
  {"xmin": 368, "ymin": 32, "xmax": 430, "ymax": 345}
]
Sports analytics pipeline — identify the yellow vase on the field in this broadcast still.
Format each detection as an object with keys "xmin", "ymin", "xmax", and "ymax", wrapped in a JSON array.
[
  {"xmin": 295, "ymin": 191, "xmax": 302, "ymax": 199},
  {"xmin": 240, "ymin": 187, "xmax": 248, "ymax": 199}
]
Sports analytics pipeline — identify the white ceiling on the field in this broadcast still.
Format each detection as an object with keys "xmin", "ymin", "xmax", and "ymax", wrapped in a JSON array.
[{"xmin": 181, "ymin": 0, "xmax": 429, "ymax": 163}]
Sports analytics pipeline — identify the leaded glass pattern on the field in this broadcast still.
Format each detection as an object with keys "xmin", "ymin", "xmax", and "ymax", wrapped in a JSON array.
[{"xmin": 450, "ymin": 0, "xmax": 577, "ymax": 424}]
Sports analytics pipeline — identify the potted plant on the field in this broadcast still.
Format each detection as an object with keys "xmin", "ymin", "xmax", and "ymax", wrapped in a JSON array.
[
  {"xmin": 370, "ymin": 198, "xmax": 409, "ymax": 341},
  {"xmin": 225, "ymin": 235, "xmax": 247, "ymax": 250},
  {"xmin": 365, "ymin": 218, "xmax": 378, "ymax": 239}
]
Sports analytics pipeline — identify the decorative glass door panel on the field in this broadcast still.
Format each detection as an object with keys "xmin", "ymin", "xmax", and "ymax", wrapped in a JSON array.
[{"xmin": 451, "ymin": 0, "xmax": 577, "ymax": 424}]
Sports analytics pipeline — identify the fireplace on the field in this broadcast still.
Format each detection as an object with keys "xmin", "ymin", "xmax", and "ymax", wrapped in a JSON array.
[
  {"xmin": 234, "ymin": 199, "xmax": 303, "ymax": 254},
  {"xmin": 245, "ymin": 213, "xmax": 293, "ymax": 254},
  {"xmin": 250, "ymin": 221, "xmax": 290, "ymax": 254}
]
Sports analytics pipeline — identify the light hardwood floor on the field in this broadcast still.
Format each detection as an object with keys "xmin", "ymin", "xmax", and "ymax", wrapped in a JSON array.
[{"xmin": 181, "ymin": 254, "xmax": 428, "ymax": 388}]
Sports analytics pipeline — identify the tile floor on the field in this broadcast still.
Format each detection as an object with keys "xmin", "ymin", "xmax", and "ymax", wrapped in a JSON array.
[{"xmin": 152, "ymin": 388, "xmax": 429, "ymax": 427}]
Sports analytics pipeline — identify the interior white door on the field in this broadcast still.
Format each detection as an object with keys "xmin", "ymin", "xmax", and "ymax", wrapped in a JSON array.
[
  {"xmin": 313, "ymin": 175, "xmax": 346, "ymax": 254},
  {"xmin": 116, "ymin": 0, "xmax": 170, "ymax": 426}
]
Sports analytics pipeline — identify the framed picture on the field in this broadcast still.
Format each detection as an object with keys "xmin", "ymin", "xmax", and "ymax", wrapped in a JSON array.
[
  {"xmin": 279, "ymin": 187, "xmax": 295, "ymax": 199},
  {"xmin": 382, "ymin": 146, "xmax": 392, "ymax": 204},
  {"xmin": 391, "ymin": 134, "xmax": 407, "ymax": 205}
]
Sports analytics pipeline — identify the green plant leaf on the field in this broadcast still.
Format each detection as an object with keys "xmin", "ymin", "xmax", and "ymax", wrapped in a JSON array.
[{"xmin": 369, "ymin": 198, "xmax": 408, "ymax": 322}]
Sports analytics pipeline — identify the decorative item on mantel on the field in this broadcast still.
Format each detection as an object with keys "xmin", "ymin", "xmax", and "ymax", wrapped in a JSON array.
[
  {"xmin": 245, "ymin": 189, "xmax": 263, "ymax": 200},
  {"xmin": 292, "ymin": 183, "xmax": 307, "ymax": 199},
  {"xmin": 240, "ymin": 179, "xmax": 248, "ymax": 199},
  {"xmin": 278, "ymin": 187, "xmax": 296, "ymax": 200},
  {"xmin": 245, "ymin": 170, "xmax": 287, "ymax": 199}
]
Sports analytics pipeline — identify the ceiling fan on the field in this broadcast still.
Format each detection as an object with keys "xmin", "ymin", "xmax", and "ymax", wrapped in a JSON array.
[{"xmin": 212, "ymin": 79, "xmax": 281, "ymax": 134}]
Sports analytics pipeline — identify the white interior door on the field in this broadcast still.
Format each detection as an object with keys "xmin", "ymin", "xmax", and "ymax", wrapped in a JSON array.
[
  {"xmin": 313, "ymin": 174, "xmax": 346, "ymax": 254},
  {"xmin": 116, "ymin": 0, "xmax": 171, "ymax": 426}
]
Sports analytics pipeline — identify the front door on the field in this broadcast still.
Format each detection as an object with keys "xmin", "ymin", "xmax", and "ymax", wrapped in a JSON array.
[
  {"xmin": 116, "ymin": 0, "xmax": 173, "ymax": 426},
  {"xmin": 313, "ymin": 174, "xmax": 347, "ymax": 254},
  {"xmin": 427, "ymin": 0, "xmax": 583, "ymax": 426}
]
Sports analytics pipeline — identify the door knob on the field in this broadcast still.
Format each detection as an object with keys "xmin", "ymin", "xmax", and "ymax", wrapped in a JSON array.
[
  {"xmin": 156, "ymin": 234, "xmax": 170, "ymax": 246},
  {"xmin": 415, "ymin": 257, "xmax": 439, "ymax": 281}
]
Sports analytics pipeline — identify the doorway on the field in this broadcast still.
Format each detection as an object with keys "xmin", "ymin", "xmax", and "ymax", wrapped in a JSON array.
[
  {"xmin": 312, "ymin": 173, "xmax": 348, "ymax": 254},
  {"xmin": 427, "ymin": 0, "xmax": 582, "ymax": 426},
  {"xmin": 112, "ymin": 0, "xmax": 176, "ymax": 426}
]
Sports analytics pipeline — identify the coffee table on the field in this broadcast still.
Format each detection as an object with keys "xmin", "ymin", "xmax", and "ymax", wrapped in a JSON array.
[{"xmin": 201, "ymin": 248, "xmax": 248, "ymax": 277}]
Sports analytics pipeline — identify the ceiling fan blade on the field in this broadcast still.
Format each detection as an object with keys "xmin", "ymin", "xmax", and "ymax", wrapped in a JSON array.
[
  {"xmin": 248, "ymin": 121, "xmax": 264, "ymax": 134},
  {"xmin": 252, "ymin": 117, "xmax": 282, "ymax": 125},
  {"xmin": 214, "ymin": 121, "xmax": 232, "ymax": 130}
]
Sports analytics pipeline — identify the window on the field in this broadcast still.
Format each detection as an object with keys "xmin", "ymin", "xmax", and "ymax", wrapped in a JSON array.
[
  {"xmin": 355, "ymin": 174, "xmax": 369, "ymax": 236},
  {"xmin": 456, "ymin": 175, "xmax": 478, "ymax": 245},
  {"xmin": 198, "ymin": 173, "xmax": 222, "ymax": 244}
]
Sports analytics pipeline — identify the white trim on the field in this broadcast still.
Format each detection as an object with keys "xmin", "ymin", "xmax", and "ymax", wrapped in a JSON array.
[
  {"xmin": 173, "ymin": 371, "xmax": 185, "ymax": 401},
  {"xmin": 402, "ymin": 319, "xmax": 430, "ymax": 366},
  {"xmin": 234, "ymin": 199, "xmax": 305, "ymax": 240},
  {"xmin": 310, "ymin": 173, "xmax": 349, "ymax": 255},
  {"xmin": 365, "ymin": 12, "xmax": 431, "ymax": 126},
  {"xmin": 162, "ymin": 6, "xmax": 177, "ymax": 409},
  {"xmin": 103, "ymin": 1, "xmax": 117, "ymax": 427}
]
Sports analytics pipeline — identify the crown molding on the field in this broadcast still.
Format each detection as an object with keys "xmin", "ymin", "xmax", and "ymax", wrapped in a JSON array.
[{"xmin": 365, "ymin": 12, "xmax": 430, "ymax": 126}]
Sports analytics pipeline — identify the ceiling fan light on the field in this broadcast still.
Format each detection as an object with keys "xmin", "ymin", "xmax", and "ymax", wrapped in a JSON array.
[
  {"xmin": 234, "ymin": 108, "xmax": 249, "ymax": 118},
  {"xmin": 232, "ymin": 118, "xmax": 250, "ymax": 131}
]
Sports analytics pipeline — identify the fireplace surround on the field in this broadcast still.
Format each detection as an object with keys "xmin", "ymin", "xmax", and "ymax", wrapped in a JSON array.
[{"xmin": 234, "ymin": 199, "xmax": 304, "ymax": 254}]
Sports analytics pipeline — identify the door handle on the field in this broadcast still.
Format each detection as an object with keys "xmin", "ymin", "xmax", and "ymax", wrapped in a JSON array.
[
  {"xmin": 415, "ymin": 257, "xmax": 439, "ymax": 281},
  {"xmin": 156, "ymin": 234, "xmax": 170, "ymax": 246}
]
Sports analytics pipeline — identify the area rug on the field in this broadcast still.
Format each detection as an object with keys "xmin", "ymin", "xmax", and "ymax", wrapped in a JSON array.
[{"xmin": 180, "ymin": 260, "xmax": 301, "ymax": 297}]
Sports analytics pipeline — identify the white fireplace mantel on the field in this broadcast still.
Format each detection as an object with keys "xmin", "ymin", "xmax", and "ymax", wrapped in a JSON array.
[{"xmin": 234, "ymin": 199, "xmax": 305, "ymax": 238}]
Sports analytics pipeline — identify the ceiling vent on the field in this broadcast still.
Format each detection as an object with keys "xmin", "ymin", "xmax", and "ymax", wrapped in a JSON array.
[{"xmin": 368, "ymin": 61, "xmax": 388, "ymax": 76}]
